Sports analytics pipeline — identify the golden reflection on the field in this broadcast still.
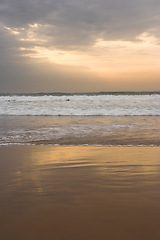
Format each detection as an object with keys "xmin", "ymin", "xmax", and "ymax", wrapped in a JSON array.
[
  {"xmin": 30, "ymin": 146, "xmax": 160, "ymax": 172},
  {"xmin": 3, "ymin": 146, "xmax": 160, "ymax": 196},
  {"xmin": 30, "ymin": 146, "xmax": 98, "ymax": 168},
  {"xmin": 1, "ymin": 146, "xmax": 160, "ymax": 240},
  {"xmin": 23, "ymin": 146, "xmax": 160, "ymax": 194}
]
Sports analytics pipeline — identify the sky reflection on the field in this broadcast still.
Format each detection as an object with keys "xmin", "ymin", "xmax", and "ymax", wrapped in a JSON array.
[{"xmin": 1, "ymin": 146, "xmax": 160, "ymax": 240}]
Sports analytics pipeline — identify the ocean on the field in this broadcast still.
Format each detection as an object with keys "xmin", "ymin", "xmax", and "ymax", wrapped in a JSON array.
[
  {"xmin": 1, "ymin": 92, "xmax": 160, "ymax": 240},
  {"xmin": 0, "ymin": 92, "xmax": 160, "ymax": 146}
]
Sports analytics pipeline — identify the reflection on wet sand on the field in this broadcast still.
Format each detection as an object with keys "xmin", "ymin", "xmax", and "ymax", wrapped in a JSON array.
[{"xmin": 0, "ymin": 146, "xmax": 160, "ymax": 240}]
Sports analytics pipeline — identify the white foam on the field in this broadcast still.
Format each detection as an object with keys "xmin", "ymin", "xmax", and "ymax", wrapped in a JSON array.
[
  {"xmin": 0, "ymin": 94, "xmax": 160, "ymax": 116},
  {"xmin": 0, "ymin": 143, "xmax": 159, "ymax": 147}
]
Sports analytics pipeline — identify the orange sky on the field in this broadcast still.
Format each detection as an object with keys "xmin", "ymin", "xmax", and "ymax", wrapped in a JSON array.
[{"xmin": 0, "ymin": 0, "xmax": 160, "ymax": 92}]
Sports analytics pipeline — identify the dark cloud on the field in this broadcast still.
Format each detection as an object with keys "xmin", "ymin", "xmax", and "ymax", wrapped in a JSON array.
[
  {"xmin": 0, "ymin": 24, "xmax": 107, "ymax": 93},
  {"xmin": 0, "ymin": 0, "xmax": 160, "ymax": 93},
  {"xmin": 0, "ymin": 57, "xmax": 109, "ymax": 93},
  {"xmin": 0, "ymin": 28, "xmax": 23, "ymax": 64},
  {"xmin": 0, "ymin": 0, "xmax": 160, "ymax": 49}
]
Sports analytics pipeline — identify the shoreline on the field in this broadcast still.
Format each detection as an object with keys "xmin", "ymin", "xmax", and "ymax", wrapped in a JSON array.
[{"xmin": 1, "ymin": 115, "xmax": 160, "ymax": 146}]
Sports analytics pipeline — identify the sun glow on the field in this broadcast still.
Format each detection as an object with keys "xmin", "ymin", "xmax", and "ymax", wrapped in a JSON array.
[
  {"xmin": 3, "ymin": 23, "xmax": 160, "ymax": 77},
  {"xmin": 19, "ymin": 34, "xmax": 160, "ymax": 74}
]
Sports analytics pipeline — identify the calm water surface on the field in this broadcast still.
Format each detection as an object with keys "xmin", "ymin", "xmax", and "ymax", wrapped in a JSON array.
[{"xmin": 0, "ymin": 146, "xmax": 160, "ymax": 240}]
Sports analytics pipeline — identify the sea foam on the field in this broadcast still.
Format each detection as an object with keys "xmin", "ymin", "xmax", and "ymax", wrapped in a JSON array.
[{"xmin": 0, "ymin": 93, "xmax": 160, "ymax": 116}]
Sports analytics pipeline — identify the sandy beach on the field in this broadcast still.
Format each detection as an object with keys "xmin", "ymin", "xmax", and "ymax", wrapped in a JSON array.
[
  {"xmin": 1, "ymin": 0, "xmax": 160, "ymax": 238},
  {"xmin": 0, "ymin": 146, "xmax": 160, "ymax": 240}
]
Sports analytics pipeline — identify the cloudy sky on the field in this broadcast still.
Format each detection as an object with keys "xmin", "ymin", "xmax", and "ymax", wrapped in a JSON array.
[{"xmin": 0, "ymin": 0, "xmax": 160, "ymax": 93}]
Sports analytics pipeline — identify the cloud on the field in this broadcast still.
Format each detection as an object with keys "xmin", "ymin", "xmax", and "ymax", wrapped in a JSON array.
[
  {"xmin": 1, "ymin": 0, "xmax": 160, "ymax": 50},
  {"xmin": 0, "ymin": 0, "xmax": 160, "ymax": 92}
]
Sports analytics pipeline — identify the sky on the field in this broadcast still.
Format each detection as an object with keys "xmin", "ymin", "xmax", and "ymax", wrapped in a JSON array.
[{"xmin": 0, "ymin": 0, "xmax": 160, "ymax": 93}]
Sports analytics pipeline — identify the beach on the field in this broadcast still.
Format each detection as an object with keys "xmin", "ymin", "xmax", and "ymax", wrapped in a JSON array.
[
  {"xmin": 1, "ymin": 145, "xmax": 160, "ymax": 240},
  {"xmin": 0, "ymin": 92, "xmax": 160, "ymax": 239},
  {"xmin": 1, "ymin": 0, "xmax": 160, "ymax": 237},
  {"xmin": 1, "ymin": 115, "xmax": 160, "ymax": 146}
]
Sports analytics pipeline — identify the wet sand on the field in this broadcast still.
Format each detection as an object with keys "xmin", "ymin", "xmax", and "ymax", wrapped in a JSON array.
[
  {"xmin": 0, "ymin": 146, "xmax": 160, "ymax": 240},
  {"xmin": 1, "ymin": 116, "xmax": 160, "ymax": 146}
]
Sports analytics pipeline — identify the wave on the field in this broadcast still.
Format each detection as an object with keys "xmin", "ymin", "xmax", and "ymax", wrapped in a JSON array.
[
  {"xmin": 1, "ymin": 115, "xmax": 160, "ymax": 146},
  {"xmin": 0, "ymin": 143, "xmax": 159, "ymax": 147},
  {"xmin": 0, "ymin": 93, "xmax": 160, "ymax": 116},
  {"xmin": 0, "ymin": 91, "xmax": 160, "ymax": 97}
]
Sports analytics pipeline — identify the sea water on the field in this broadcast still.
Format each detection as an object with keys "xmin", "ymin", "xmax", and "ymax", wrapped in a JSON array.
[
  {"xmin": 1, "ymin": 93, "xmax": 160, "ymax": 240},
  {"xmin": 0, "ymin": 92, "xmax": 160, "ymax": 146}
]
